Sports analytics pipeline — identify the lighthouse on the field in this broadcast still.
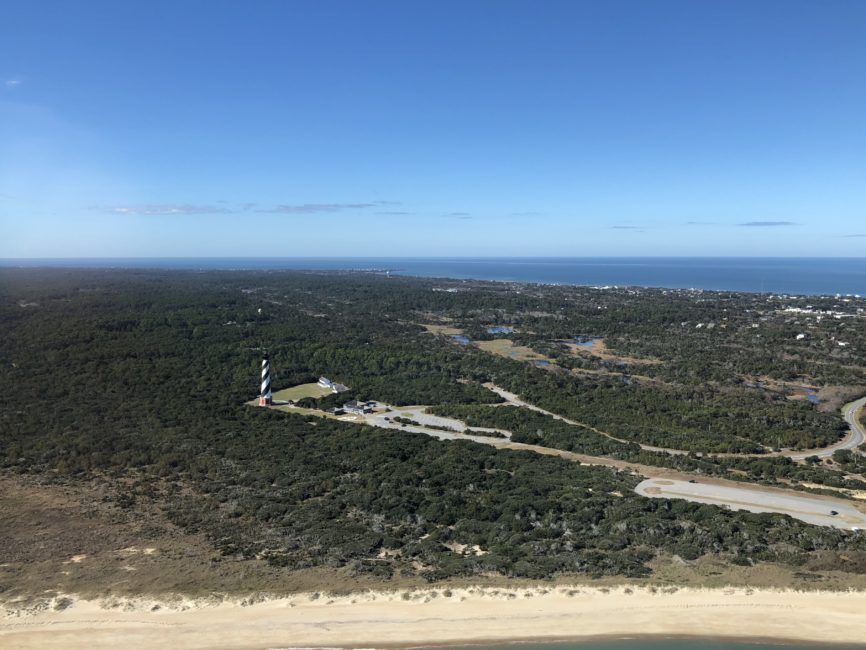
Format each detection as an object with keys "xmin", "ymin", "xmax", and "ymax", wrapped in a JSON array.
[{"xmin": 259, "ymin": 352, "xmax": 273, "ymax": 406}]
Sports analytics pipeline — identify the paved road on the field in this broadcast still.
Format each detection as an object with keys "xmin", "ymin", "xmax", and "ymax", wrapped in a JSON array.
[
  {"xmin": 271, "ymin": 391, "xmax": 866, "ymax": 530},
  {"xmin": 484, "ymin": 384, "xmax": 690, "ymax": 455},
  {"xmin": 787, "ymin": 397, "xmax": 866, "ymax": 460},
  {"xmin": 487, "ymin": 384, "xmax": 866, "ymax": 462},
  {"xmin": 359, "ymin": 404, "xmax": 866, "ymax": 531},
  {"xmin": 381, "ymin": 417, "xmax": 866, "ymax": 531},
  {"xmin": 636, "ymin": 477, "xmax": 866, "ymax": 530}
]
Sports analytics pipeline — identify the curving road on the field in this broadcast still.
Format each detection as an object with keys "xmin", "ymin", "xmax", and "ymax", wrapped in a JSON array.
[
  {"xmin": 487, "ymin": 384, "xmax": 866, "ymax": 462},
  {"xmin": 484, "ymin": 384, "xmax": 690, "ymax": 455},
  {"xmin": 787, "ymin": 397, "xmax": 866, "ymax": 460}
]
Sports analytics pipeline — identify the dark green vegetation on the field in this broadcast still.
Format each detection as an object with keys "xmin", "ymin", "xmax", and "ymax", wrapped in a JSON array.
[
  {"xmin": 430, "ymin": 403, "xmax": 636, "ymax": 455},
  {"xmin": 2, "ymin": 269, "xmax": 866, "ymax": 587},
  {"xmin": 430, "ymin": 404, "xmax": 866, "ymax": 493},
  {"xmin": 489, "ymin": 373, "xmax": 843, "ymax": 453}
]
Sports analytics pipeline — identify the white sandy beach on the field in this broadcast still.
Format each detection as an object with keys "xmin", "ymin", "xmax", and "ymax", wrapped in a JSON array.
[{"xmin": 3, "ymin": 585, "xmax": 866, "ymax": 649}]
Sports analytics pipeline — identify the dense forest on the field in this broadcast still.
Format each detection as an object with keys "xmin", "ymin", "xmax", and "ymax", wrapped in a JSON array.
[
  {"xmin": 2, "ymin": 268, "xmax": 866, "ymax": 584},
  {"xmin": 482, "ymin": 372, "xmax": 844, "ymax": 453}
]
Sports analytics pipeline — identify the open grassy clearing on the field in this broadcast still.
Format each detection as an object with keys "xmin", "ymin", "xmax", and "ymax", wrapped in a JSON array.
[
  {"xmin": 562, "ymin": 338, "xmax": 661, "ymax": 365},
  {"xmin": 568, "ymin": 366, "xmax": 667, "ymax": 385},
  {"xmin": 419, "ymin": 323, "xmax": 464, "ymax": 336},
  {"xmin": 421, "ymin": 324, "xmax": 552, "ymax": 364},
  {"xmin": 271, "ymin": 382, "xmax": 334, "ymax": 401},
  {"xmin": 424, "ymin": 325, "xmax": 656, "ymax": 373},
  {"xmin": 476, "ymin": 338, "xmax": 554, "ymax": 364}
]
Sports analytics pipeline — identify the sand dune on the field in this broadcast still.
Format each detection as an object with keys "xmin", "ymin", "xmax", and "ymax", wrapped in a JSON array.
[{"xmin": 4, "ymin": 585, "xmax": 866, "ymax": 649}]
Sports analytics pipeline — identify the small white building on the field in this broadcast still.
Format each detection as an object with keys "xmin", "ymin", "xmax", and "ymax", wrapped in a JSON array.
[{"xmin": 319, "ymin": 377, "xmax": 349, "ymax": 393}]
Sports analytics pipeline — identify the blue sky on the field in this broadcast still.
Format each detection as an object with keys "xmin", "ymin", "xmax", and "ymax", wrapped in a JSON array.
[{"xmin": 1, "ymin": 0, "xmax": 865, "ymax": 257}]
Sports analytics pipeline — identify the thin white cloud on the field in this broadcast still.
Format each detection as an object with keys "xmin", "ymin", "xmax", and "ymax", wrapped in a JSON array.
[
  {"xmin": 738, "ymin": 221, "xmax": 798, "ymax": 227},
  {"xmin": 94, "ymin": 200, "xmax": 401, "ymax": 216},
  {"xmin": 96, "ymin": 204, "xmax": 233, "ymax": 215},
  {"xmin": 4, "ymin": 78, "xmax": 22, "ymax": 88},
  {"xmin": 257, "ymin": 201, "xmax": 395, "ymax": 214}
]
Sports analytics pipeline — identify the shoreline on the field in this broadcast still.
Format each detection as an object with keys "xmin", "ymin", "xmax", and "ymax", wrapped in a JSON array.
[
  {"xmin": 3, "ymin": 258, "xmax": 865, "ymax": 297},
  {"xmin": 405, "ymin": 635, "xmax": 866, "ymax": 649},
  {"xmin": 5, "ymin": 585, "xmax": 866, "ymax": 649}
]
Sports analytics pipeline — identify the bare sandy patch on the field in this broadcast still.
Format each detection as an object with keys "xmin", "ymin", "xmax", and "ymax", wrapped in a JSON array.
[
  {"xmin": 564, "ymin": 338, "xmax": 661, "ymax": 365},
  {"xmin": 800, "ymin": 482, "xmax": 866, "ymax": 500},
  {"xmin": 419, "ymin": 323, "xmax": 464, "ymax": 336}
]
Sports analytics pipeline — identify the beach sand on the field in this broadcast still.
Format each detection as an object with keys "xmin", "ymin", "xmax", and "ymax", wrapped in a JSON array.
[{"xmin": 3, "ymin": 585, "xmax": 866, "ymax": 649}]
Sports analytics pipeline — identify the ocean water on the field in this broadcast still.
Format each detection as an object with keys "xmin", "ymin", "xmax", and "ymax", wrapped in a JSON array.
[
  {"xmin": 443, "ymin": 641, "xmax": 865, "ymax": 650},
  {"xmin": 2, "ymin": 257, "xmax": 865, "ymax": 296}
]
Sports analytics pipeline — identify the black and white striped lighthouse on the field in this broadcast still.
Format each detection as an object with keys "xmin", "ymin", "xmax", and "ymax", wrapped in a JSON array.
[{"xmin": 259, "ymin": 352, "xmax": 272, "ymax": 406}]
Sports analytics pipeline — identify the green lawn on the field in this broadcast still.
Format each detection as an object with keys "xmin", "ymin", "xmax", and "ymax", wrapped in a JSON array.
[{"xmin": 272, "ymin": 382, "xmax": 335, "ymax": 401}]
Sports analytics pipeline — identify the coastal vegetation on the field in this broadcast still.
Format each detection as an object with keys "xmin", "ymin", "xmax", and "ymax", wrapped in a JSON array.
[{"xmin": 2, "ymin": 268, "xmax": 866, "ymax": 591}]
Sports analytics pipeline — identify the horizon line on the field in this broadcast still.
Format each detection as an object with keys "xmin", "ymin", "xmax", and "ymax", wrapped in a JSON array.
[{"xmin": 2, "ymin": 255, "xmax": 866, "ymax": 261}]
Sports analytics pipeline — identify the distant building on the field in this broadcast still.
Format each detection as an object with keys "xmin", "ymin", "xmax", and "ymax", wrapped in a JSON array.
[
  {"xmin": 318, "ymin": 376, "xmax": 349, "ymax": 393},
  {"xmin": 343, "ymin": 400, "xmax": 375, "ymax": 415},
  {"xmin": 796, "ymin": 333, "xmax": 807, "ymax": 340}
]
